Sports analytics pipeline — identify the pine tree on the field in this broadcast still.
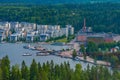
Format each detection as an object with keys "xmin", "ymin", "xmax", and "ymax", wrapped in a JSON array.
[
  {"xmin": 30, "ymin": 59, "xmax": 38, "ymax": 80},
  {"xmin": 1, "ymin": 55, "xmax": 10, "ymax": 80},
  {"xmin": 21, "ymin": 60, "xmax": 30, "ymax": 80},
  {"xmin": 74, "ymin": 64, "xmax": 83, "ymax": 80},
  {"xmin": 0, "ymin": 68, "xmax": 3, "ymax": 80},
  {"xmin": 72, "ymin": 49, "xmax": 77, "ymax": 59},
  {"xmin": 10, "ymin": 65, "xmax": 22, "ymax": 80}
]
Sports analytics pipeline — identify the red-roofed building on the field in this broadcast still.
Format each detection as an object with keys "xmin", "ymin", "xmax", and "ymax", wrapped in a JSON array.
[
  {"xmin": 104, "ymin": 37, "xmax": 113, "ymax": 43},
  {"xmin": 76, "ymin": 35, "xmax": 87, "ymax": 42}
]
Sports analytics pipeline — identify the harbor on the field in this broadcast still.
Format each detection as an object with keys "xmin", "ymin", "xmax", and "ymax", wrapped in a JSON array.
[
  {"xmin": 0, "ymin": 43, "xmax": 97, "ymax": 69},
  {"xmin": 22, "ymin": 43, "xmax": 111, "ymax": 67}
]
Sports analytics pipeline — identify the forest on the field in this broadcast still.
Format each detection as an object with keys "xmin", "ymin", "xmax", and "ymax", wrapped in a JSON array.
[
  {"xmin": 0, "ymin": 55, "xmax": 120, "ymax": 80},
  {"xmin": 0, "ymin": 0, "xmax": 120, "ymax": 4},
  {"xmin": 0, "ymin": 3, "xmax": 120, "ymax": 33}
]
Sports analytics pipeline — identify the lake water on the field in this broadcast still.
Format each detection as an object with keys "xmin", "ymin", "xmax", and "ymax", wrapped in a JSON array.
[{"xmin": 0, "ymin": 43, "xmax": 93, "ymax": 69}]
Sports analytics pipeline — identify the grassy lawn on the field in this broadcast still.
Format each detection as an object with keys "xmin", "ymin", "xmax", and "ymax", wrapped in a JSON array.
[
  {"xmin": 46, "ymin": 35, "xmax": 75, "ymax": 43},
  {"xmin": 56, "ymin": 38, "xmax": 68, "ymax": 43}
]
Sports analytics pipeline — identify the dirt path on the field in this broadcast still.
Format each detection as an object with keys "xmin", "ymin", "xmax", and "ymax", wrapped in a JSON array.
[{"xmin": 78, "ymin": 56, "xmax": 111, "ymax": 66}]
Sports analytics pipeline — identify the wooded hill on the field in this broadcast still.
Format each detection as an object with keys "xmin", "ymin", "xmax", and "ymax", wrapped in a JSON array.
[{"xmin": 0, "ymin": 3, "xmax": 120, "ymax": 33}]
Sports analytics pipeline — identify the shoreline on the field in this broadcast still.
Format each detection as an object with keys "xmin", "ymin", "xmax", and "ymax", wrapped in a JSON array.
[
  {"xmin": 22, "ymin": 43, "xmax": 112, "ymax": 67},
  {"xmin": 0, "ymin": 42, "xmax": 112, "ymax": 67},
  {"xmin": 53, "ymin": 54, "xmax": 111, "ymax": 67}
]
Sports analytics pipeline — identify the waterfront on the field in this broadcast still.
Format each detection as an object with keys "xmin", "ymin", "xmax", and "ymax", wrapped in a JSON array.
[{"xmin": 0, "ymin": 43, "xmax": 93, "ymax": 69}]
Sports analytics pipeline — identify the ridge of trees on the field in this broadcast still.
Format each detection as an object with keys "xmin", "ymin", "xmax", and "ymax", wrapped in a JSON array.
[
  {"xmin": 0, "ymin": 55, "xmax": 120, "ymax": 80},
  {"xmin": 0, "ymin": 3, "xmax": 120, "ymax": 33}
]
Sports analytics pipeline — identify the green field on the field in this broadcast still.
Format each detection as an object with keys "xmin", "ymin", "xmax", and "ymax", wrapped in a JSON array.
[{"xmin": 56, "ymin": 38, "xmax": 68, "ymax": 43}]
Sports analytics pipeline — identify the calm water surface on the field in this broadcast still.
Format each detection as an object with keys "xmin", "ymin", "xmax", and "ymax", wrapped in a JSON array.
[{"xmin": 0, "ymin": 43, "xmax": 93, "ymax": 69}]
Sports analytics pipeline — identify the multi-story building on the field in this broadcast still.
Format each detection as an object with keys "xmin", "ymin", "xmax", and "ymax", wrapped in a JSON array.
[
  {"xmin": 10, "ymin": 33, "xmax": 21, "ymax": 42},
  {"xmin": 0, "ymin": 29, "xmax": 6, "ymax": 41},
  {"xmin": 40, "ymin": 34, "xmax": 49, "ymax": 41},
  {"xmin": 66, "ymin": 25, "xmax": 74, "ymax": 37},
  {"xmin": 0, "ymin": 21, "xmax": 74, "ymax": 42}
]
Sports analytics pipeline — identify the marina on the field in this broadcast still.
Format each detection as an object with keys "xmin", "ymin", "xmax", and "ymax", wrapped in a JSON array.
[{"xmin": 22, "ymin": 43, "xmax": 111, "ymax": 67}]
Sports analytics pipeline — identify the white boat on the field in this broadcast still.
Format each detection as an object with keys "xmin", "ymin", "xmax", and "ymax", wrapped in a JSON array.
[{"xmin": 22, "ymin": 53, "xmax": 32, "ymax": 56}]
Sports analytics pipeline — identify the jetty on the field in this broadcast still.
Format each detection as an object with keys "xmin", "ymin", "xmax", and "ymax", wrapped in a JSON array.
[{"xmin": 36, "ymin": 52, "xmax": 49, "ymax": 56}]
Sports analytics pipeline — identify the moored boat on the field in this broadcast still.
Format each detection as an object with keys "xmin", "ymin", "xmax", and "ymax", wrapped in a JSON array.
[
  {"xmin": 22, "ymin": 53, "xmax": 32, "ymax": 56},
  {"xmin": 36, "ymin": 52, "xmax": 49, "ymax": 56}
]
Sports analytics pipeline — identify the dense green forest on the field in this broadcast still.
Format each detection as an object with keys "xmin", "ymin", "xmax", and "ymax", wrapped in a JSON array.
[
  {"xmin": 0, "ymin": 0, "xmax": 120, "ymax": 4},
  {"xmin": 0, "ymin": 55, "xmax": 120, "ymax": 80},
  {"xmin": 0, "ymin": 3, "xmax": 120, "ymax": 33}
]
